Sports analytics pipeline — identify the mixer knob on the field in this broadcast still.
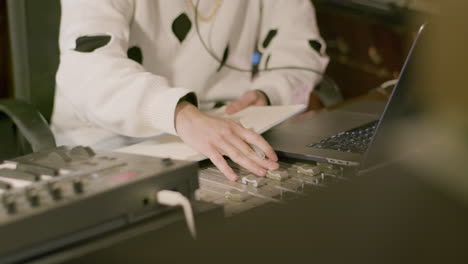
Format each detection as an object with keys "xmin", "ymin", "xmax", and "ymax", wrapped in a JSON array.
[
  {"xmin": 2, "ymin": 192, "xmax": 18, "ymax": 214},
  {"xmin": 48, "ymin": 181, "xmax": 63, "ymax": 201},
  {"xmin": 26, "ymin": 187, "xmax": 40, "ymax": 207},
  {"xmin": 72, "ymin": 178, "xmax": 85, "ymax": 194}
]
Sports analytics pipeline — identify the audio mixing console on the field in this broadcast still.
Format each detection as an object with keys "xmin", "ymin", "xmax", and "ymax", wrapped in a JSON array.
[{"xmin": 0, "ymin": 146, "xmax": 198, "ymax": 264}]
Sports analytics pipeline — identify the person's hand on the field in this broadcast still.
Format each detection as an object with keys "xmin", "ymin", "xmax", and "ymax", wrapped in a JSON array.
[
  {"xmin": 175, "ymin": 101, "xmax": 279, "ymax": 181},
  {"xmin": 225, "ymin": 90, "xmax": 268, "ymax": 115}
]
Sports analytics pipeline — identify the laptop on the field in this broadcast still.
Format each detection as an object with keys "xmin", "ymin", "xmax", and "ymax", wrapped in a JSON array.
[{"xmin": 265, "ymin": 24, "xmax": 427, "ymax": 167}]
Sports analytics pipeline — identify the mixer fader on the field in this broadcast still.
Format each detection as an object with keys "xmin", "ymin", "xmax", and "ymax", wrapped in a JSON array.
[{"xmin": 196, "ymin": 159, "xmax": 346, "ymax": 216}]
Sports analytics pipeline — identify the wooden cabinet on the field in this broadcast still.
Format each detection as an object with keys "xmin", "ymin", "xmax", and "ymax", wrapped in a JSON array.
[{"xmin": 314, "ymin": 0, "xmax": 426, "ymax": 99}]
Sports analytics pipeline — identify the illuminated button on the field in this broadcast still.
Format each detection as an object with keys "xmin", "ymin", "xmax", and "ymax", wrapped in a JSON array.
[
  {"xmin": 241, "ymin": 176, "xmax": 267, "ymax": 188},
  {"xmin": 296, "ymin": 164, "xmax": 321, "ymax": 176},
  {"xmin": 266, "ymin": 169, "xmax": 289, "ymax": 181}
]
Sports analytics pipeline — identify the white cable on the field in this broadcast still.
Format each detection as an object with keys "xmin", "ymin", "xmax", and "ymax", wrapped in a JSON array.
[
  {"xmin": 368, "ymin": 78, "xmax": 398, "ymax": 94},
  {"xmin": 379, "ymin": 79, "xmax": 398, "ymax": 89},
  {"xmin": 156, "ymin": 190, "xmax": 197, "ymax": 239}
]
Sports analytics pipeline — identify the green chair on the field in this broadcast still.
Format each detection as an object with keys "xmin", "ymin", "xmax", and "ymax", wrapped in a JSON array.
[{"xmin": 0, "ymin": 0, "xmax": 60, "ymax": 159}]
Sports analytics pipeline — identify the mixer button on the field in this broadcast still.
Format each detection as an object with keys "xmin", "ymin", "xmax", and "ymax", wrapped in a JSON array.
[
  {"xmin": 69, "ymin": 146, "xmax": 96, "ymax": 159},
  {"xmin": 296, "ymin": 164, "xmax": 321, "ymax": 176},
  {"xmin": 241, "ymin": 176, "xmax": 267, "ymax": 188},
  {"xmin": 266, "ymin": 169, "xmax": 290, "ymax": 181},
  {"xmin": 225, "ymin": 189, "xmax": 251, "ymax": 202}
]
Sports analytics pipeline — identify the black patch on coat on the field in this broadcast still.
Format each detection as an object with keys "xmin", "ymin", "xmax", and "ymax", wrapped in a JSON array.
[
  {"xmin": 217, "ymin": 45, "xmax": 230, "ymax": 72},
  {"xmin": 262, "ymin": 29, "xmax": 278, "ymax": 49},
  {"xmin": 309, "ymin": 40, "xmax": 323, "ymax": 54},
  {"xmin": 179, "ymin": 92, "xmax": 198, "ymax": 107},
  {"xmin": 75, "ymin": 35, "xmax": 111, "ymax": 52},
  {"xmin": 172, "ymin": 13, "xmax": 192, "ymax": 43},
  {"xmin": 265, "ymin": 54, "xmax": 272, "ymax": 70},
  {"xmin": 127, "ymin": 46, "xmax": 143, "ymax": 64}
]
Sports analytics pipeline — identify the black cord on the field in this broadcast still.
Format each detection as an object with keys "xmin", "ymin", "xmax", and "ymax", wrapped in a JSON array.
[{"xmin": 193, "ymin": 0, "xmax": 341, "ymax": 96}]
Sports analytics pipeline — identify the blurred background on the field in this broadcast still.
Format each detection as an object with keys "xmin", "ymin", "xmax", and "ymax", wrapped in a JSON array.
[
  {"xmin": 0, "ymin": 0, "xmax": 10, "ymax": 99},
  {"xmin": 0, "ymin": 0, "xmax": 439, "ymax": 104}
]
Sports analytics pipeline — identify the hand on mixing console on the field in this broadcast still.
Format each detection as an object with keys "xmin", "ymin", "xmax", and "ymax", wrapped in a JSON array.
[
  {"xmin": 175, "ymin": 101, "xmax": 279, "ymax": 181},
  {"xmin": 225, "ymin": 90, "xmax": 268, "ymax": 115}
]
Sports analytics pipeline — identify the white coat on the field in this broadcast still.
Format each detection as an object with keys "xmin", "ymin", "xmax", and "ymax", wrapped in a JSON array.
[{"xmin": 52, "ymin": 0, "xmax": 329, "ymax": 149}]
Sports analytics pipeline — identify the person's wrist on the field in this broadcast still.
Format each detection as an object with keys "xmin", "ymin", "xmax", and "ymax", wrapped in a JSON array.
[{"xmin": 175, "ymin": 101, "xmax": 199, "ymax": 133}]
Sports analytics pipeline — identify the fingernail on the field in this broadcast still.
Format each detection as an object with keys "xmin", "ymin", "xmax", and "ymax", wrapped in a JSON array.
[
  {"xmin": 229, "ymin": 175, "xmax": 238, "ymax": 182},
  {"xmin": 269, "ymin": 163, "xmax": 279, "ymax": 170},
  {"xmin": 258, "ymin": 169, "xmax": 266, "ymax": 176}
]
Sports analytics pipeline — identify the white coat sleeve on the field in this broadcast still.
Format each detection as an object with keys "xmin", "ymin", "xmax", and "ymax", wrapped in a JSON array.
[
  {"xmin": 252, "ymin": 0, "xmax": 329, "ymax": 105},
  {"xmin": 57, "ymin": 0, "xmax": 196, "ymax": 137}
]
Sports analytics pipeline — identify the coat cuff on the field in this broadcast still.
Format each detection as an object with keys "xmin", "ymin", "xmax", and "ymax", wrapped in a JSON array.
[{"xmin": 142, "ymin": 88, "xmax": 197, "ymax": 135}]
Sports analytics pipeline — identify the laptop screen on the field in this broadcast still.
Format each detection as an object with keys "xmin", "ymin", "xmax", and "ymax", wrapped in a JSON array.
[{"xmin": 360, "ymin": 24, "xmax": 428, "ymax": 172}]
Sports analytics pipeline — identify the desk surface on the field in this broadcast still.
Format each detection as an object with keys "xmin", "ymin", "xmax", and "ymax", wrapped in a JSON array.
[{"xmin": 28, "ymin": 202, "xmax": 222, "ymax": 264}]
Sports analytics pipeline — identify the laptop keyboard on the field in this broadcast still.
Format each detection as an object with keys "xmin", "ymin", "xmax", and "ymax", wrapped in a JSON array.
[{"xmin": 308, "ymin": 121, "xmax": 379, "ymax": 153}]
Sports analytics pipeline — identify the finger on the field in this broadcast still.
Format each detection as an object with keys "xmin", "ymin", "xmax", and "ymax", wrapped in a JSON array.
[
  {"xmin": 217, "ymin": 138, "xmax": 267, "ymax": 177},
  {"xmin": 236, "ymin": 127, "xmax": 278, "ymax": 162},
  {"xmin": 208, "ymin": 152, "xmax": 238, "ymax": 181},
  {"xmin": 254, "ymin": 100, "xmax": 265, "ymax": 106},
  {"xmin": 229, "ymin": 134, "xmax": 279, "ymax": 171},
  {"xmin": 226, "ymin": 99, "xmax": 249, "ymax": 115},
  {"xmin": 225, "ymin": 102, "xmax": 238, "ymax": 115},
  {"xmin": 226, "ymin": 92, "xmax": 258, "ymax": 114},
  {"xmin": 254, "ymin": 91, "xmax": 268, "ymax": 106}
]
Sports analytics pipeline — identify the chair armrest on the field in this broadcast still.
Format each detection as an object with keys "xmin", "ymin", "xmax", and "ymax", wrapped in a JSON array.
[{"xmin": 0, "ymin": 99, "xmax": 56, "ymax": 152}]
